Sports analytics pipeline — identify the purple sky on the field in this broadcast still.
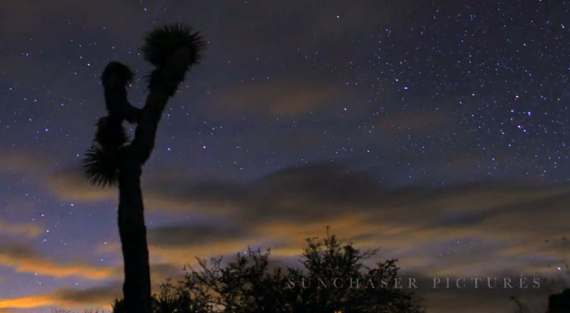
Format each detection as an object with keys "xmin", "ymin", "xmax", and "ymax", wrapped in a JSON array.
[{"xmin": 1, "ymin": 1, "xmax": 570, "ymax": 312}]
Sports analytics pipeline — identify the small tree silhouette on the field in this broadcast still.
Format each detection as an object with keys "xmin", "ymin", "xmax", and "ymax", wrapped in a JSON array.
[
  {"xmin": 544, "ymin": 236, "xmax": 570, "ymax": 313},
  {"xmin": 83, "ymin": 24, "xmax": 205, "ymax": 313},
  {"xmin": 508, "ymin": 236, "xmax": 570, "ymax": 313},
  {"xmin": 112, "ymin": 233, "xmax": 425, "ymax": 313}
]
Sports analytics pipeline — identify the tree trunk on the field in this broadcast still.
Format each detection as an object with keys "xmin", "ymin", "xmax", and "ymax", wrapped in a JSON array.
[
  {"xmin": 86, "ymin": 25, "xmax": 203, "ymax": 313},
  {"xmin": 118, "ymin": 160, "xmax": 152, "ymax": 313},
  {"xmin": 112, "ymin": 46, "xmax": 200, "ymax": 313},
  {"xmin": 115, "ymin": 70, "xmax": 176, "ymax": 313},
  {"xmin": 113, "ymin": 71, "xmax": 181, "ymax": 313}
]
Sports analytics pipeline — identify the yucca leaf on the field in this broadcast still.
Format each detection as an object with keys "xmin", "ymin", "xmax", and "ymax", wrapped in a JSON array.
[
  {"xmin": 83, "ymin": 116, "xmax": 128, "ymax": 188},
  {"xmin": 102, "ymin": 61, "xmax": 134, "ymax": 87},
  {"xmin": 101, "ymin": 62, "xmax": 136, "ymax": 120},
  {"xmin": 83, "ymin": 145, "xmax": 119, "ymax": 188},
  {"xmin": 141, "ymin": 23, "xmax": 205, "ymax": 68}
]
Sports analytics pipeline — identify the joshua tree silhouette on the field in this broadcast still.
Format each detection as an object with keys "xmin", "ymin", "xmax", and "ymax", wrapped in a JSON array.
[{"xmin": 83, "ymin": 24, "xmax": 205, "ymax": 313}]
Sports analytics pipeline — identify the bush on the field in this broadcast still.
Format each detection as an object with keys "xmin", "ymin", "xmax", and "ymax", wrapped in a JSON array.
[{"xmin": 113, "ymin": 233, "xmax": 424, "ymax": 313}]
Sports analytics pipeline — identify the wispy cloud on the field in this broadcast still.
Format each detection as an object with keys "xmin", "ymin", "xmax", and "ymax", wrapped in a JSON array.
[
  {"xmin": 0, "ymin": 282, "xmax": 120, "ymax": 311},
  {"xmin": 0, "ymin": 242, "xmax": 115, "ymax": 279},
  {"xmin": 0, "ymin": 220, "xmax": 42, "ymax": 238},
  {"xmin": 6, "ymin": 152, "xmax": 570, "ymax": 313},
  {"xmin": 212, "ymin": 79, "xmax": 354, "ymax": 118}
]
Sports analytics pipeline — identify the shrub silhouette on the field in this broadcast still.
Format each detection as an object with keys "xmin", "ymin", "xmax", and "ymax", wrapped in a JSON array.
[{"xmin": 112, "ymin": 233, "xmax": 425, "ymax": 313}]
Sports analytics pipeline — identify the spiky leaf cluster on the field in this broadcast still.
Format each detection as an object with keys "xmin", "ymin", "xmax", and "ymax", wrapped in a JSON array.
[
  {"xmin": 83, "ymin": 116, "xmax": 129, "ymax": 187},
  {"xmin": 142, "ymin": 24, "xmax": 205, "ymax": 96},
  {"xmin": 84, "ymin": 23, "xmax": 205, "ymax": 188},
  {"xmin": 141, "ymin": 23, "xmax": 205, "ymax": 68},
  {"xmin": 84, "ymin": 62, "xmax": 134, "ymax": 187},
  {"xmin": 83, "ymin": 144, "xmax": 121, "ymax": 187},
  {"xmin": 102, "ymin": 61, "xmax": 134, "ymax": 87}
]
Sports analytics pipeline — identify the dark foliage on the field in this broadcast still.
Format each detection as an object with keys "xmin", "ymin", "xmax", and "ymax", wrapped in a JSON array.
[
  {"xmin": 101, "ymin": 62, "xmax": 134, "ymax": 93},
  {"xmin": 82, "ymin": 116, "xmax": 127, "ymax": 187},
  {"xmin": 112, "ymin": 234, "xmax": 425, "ymax": 313},
  {"xmin": 83, "ymin": 146, "xmax": 119, "ymax": 188},
  {"xmin": 101, "ymin": 61, "xmax": 142, "ymax": 124},
  {"xmin": 83, "ymin": 61, "xmax": 134, "ymax": 188},
  {"xmin": 84, "ymin": 24, "xmax": 206, "ymax": 189},
  {"xmin": 102, "ymin": 61, "xmax": 134, "ymax": 81},
  {"xmin": 94, "ymin": 116, "xmax": 128, "ymax": 150},
  {"xmin": 143, "ymin": 24, "xmax": 205, "ymax": 96},
  {"xmin": 141, "ymin": 23, "xmax": 205, "ymax": 68}
]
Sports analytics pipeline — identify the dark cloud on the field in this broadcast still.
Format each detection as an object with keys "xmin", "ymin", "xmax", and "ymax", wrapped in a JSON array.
[
  {"xmin": 143, "ymin": 163, "xmax": 386, "ymax": 224},
  {"xmin": 148, "ymin": 221, "xmax": 254, "ymax": 248},
  {"xmin": 53, "ymin": 282, "xmax": 121, "ymax": 305},
  {"xmin": 47, "ymin": 161, "xmax": 570, "ymax": 245},
  {"xmin": 211, "ymin": 79, "xmax": 359, "ymax": 118},
  {"xmin": 376, "ymin": 108, "xmax": 456, "ymax": 135},
  {"xmin": 142, "ymin": 164, "xmax": 569, "ymax": 235}
]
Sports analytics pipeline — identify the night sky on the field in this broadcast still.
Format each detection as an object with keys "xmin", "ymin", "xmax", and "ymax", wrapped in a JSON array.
[{"xmin": 1, "ymin": 0, "xmax": 570, "ymax": 312}]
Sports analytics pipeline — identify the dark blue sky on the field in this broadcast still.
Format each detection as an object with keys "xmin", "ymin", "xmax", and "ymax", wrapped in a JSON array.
[{"xmin": 0, "ymin": 1, "xmax": 569, "ymax": 312}]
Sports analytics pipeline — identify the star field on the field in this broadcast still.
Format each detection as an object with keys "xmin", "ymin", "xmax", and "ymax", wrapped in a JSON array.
[{"xmin": 0, "ymin": 1, "xmax": 569, "ymax": 312}]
